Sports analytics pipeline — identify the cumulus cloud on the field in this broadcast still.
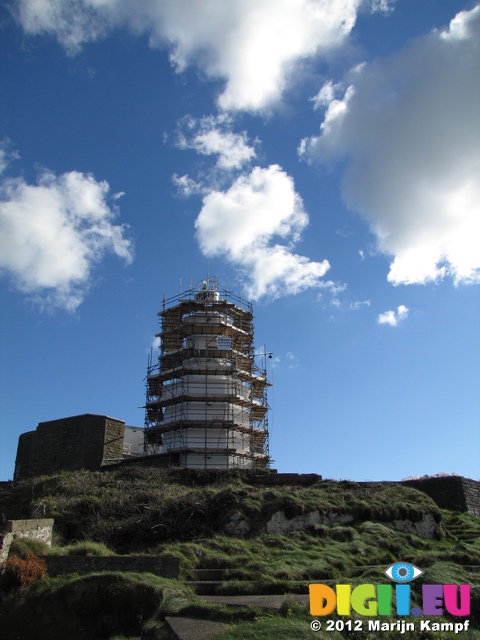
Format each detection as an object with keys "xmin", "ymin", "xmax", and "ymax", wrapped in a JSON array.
[
  {"xmin": 194, "ymin": 164, "xmax": 329, "ymax": 299},
  {"xmin": 0, "ymin": 169, "xmax": 133, "ymax": 310},
  {"xmin": 301, "ymin": 5, "xmax": 480, "ymax": 286},
  {"xmin": 176, "ymin": 115, "xmax": 257, "ymax": 170},
  {"xmin": 378, "ymin": 304, "xmax": 408, "ymax": 326},
  {"xmin": 14, "ymin": 0, "xmax": 369, "ymax": 111}
]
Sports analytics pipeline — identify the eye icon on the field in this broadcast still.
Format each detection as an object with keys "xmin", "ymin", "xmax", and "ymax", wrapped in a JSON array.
[{"xmin": 384, "ymin": 562, "xmax": 423, "ymax": 583}]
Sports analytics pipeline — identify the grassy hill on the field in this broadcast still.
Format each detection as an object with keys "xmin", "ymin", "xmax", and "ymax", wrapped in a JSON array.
[{"xmin": 1, "ymin": 467, "xmax": 479, "ymax": 639}]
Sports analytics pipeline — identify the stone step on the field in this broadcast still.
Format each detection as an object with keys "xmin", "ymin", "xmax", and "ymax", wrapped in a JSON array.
[
  {"xmin": 165, "ymin": 616, "xmax": 228, "ymax": 640},
  {"xmin": 186, "ymin": 579, "xmax": 315, "ymax": 596},
  {"xmin": 185, "ymin": 580, "xmax": 224, "ymax": 595},
  {"xmin": 193, "ymin": 568, "xmax": 226, "ymax": 581},
  {"xmin": 447, "ymin": 532, "xmax": 479, "ymax": 542},
  {"xmin": 200, "ymin": 593, "xmax": 310, "ymax": 609}
]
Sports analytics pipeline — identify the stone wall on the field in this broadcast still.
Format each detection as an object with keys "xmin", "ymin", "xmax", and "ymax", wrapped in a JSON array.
[
  {"xmin": 249, "ymin": 472, "xmax": 321, "ymax": 487},
  {"xmin": 461, "ymin": 477, "xmax": 480, "ymax": 517},
  {"xmin": 102, "ymin": 452, "xmax": 173, "ymax": 471},
  {"xmin": 5, "ymin": 519, "xmax": 54, "ymax": 545},
  {"xmin": 0, "ymin": 519, "xmax": 54, "ymax": 571},
  {"xmin": 402, "ymin": 476, "xmax": 480, "ymax": 517},
  {"xmin": 103, "ymin": 417, "xmax": 126, "ymax": 461},
  {"xmin": 45, "ymin": 555, "xmax": 179, "ymax": 579},
  {"xmin": 14, "ymin": 415, "xmax": 125, "ymax": 480},
  {"xmin": 13, "ymin": 431, "xmax": 36, "ymax": 481},
  {"xmin": 0, "ymin": 532, "xmax": 14, "ymax": 569}
]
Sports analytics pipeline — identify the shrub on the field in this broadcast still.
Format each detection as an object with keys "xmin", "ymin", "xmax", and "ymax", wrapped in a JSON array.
[
  {"xmin": 63, "ymin": 541, "xmax": 114, "ymax": 556},
  {"xmin": 3, "ymin": 553, "xmax": 47, "ymax": 589}
]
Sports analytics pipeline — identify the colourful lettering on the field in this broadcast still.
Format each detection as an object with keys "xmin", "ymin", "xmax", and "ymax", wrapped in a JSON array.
[
  {"xmin": 423, "ymin": 584, "xmax": 444, "ymax": 615},
  {"xmin": 395, "ymin": 584, "xmax": 410, "ymax": 616},
  {"xmin": 351, "ymin": 584, "xmax": 377, "ymax": 616},
  {"xmin": 336, "ymin": 584, "xmax": 351, "ymax": 615},
  {"xmin": 377, "ymin": 584, "xmax": 392, "ymax": 616},
  {"xmin": 309, "ymin": 581, "xmax": 470, "ymax": 618},
  {"xmin": 444, "ymin": 584, "xmax": 470, "ymax": 616},
  {"xmin": 309, "ymin": 584, "xmax": 336, "ymax": 616}
]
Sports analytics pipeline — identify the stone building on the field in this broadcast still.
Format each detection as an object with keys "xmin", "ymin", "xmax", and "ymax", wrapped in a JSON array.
[{"xmin": 14, "ymin": 414, "xmax": 125, "ymax": 480}]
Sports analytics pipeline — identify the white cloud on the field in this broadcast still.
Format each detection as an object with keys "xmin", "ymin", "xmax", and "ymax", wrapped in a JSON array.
[
  {"xmin": 0, "ymin": 169, "xmax": 133, "ymax": 311},
  {"xmin": 301, "ymin": 5, "xmax": 480, "ymax": 286},
  {"xmin": 377, "ymin": 304, "xmax": 408, "ymax": 326},
  {"xmin": 349, "ymin": 299, "xmax": 371, "ymax": 310},
  {"xmin": 370, "ymin": 0, "xmax": 395, "ymax": 12},
  {"xmin": 172, "ymin": 173, "xmax": 204, "ymax": 197},
  {"xmin": 310, "ymin": 80, "xmax": 342, "ymax": 110},
  {"xmin": 286, "ymin": 351, "xmax": 300, "ymax": 370},
  {"xmin": 176, "ymin": 115, "xmax": 257, "ymax": 170},
  {"xmin": 316, "ymin": 284, "xmax": 370, "ymax": 311},
  {"xmin": 0, "ymin": 139, "xmax": 20, "ymax": 176},
  {"xmin": 315, "ymin": 279, "xmax": 347, "ymax": 304},
  {"xmin": 194, "ymin": 164, "xmax": 329, "ymax": 299},
  {"xmin": 0, "ymin": 148, "xmax": 8, "ymax": 176},
  {"xmin": 14, "ymin": 0, "xmax": 369, "ymax": 111}
]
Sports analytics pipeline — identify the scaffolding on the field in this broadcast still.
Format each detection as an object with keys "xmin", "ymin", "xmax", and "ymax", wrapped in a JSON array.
[{"xmin": 144, "ymin": 277, "xmax": 271, "ymax": 469}]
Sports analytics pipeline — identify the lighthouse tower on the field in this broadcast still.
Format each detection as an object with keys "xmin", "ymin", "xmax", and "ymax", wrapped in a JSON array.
[{"xmin": 144, "ymin": 277, "xmax": 270, "ymax": 469}]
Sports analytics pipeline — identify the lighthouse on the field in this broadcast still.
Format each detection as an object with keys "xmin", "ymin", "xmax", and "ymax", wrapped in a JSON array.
[{"xmin": 144, "ymin": 277, "xmax": 270, "ymax": 469}]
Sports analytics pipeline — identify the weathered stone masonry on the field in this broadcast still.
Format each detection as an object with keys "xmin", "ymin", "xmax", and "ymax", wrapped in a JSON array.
[
  {"xmin": 0, "ymin": 518, "xmax": 179, "ymax": 579},
  {"xmin": 12, "ymin": 415, "xmax": 480, "ymax": 519},
  {"xmin": 14, "ymin": 414, "xmax": 125, "ymax": 480},
  {"xmin": 403, "ymin": 476, "xmax": 480, "ymax": 518},
  {"xmin": 0, "ymin": 519, "xmax": 54, "ymax": 570}
]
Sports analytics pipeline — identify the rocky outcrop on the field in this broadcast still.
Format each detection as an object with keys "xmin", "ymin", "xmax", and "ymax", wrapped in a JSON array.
[
  {"xmin": 390, "ymin": 513, "xmax": 438, "ymax": 539},
  {"xmin": 225, "ymin": 509, "xmax": 439, "ymax": 539},
  {"xmin": 265, "ymin": 510, "xmax": 354, "ymax": 534},
  {"xmin": 224, "ymin": 513, "xmax": 251, "ymax": 536}
]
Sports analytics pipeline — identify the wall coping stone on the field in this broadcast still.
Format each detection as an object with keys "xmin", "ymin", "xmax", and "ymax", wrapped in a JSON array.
[{"xmin": 4, "ymin": 519, "xmax": 54, "ymax": 534}]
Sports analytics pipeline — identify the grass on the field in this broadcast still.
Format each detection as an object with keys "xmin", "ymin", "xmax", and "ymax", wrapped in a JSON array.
[
  {"xmin": 0, "ymin": 468, "xmax": 442, "ymax": 552},
  {"xmin": 7, "ymin": 537, "xmax": 51, "ymax": 558},
  {"xmin": 0, "ymin": 571, "xmax": 229, "ymax": 640},
  {"xmin": 1, "ymin": 468, "xmax": 479, "ymax": 639}
]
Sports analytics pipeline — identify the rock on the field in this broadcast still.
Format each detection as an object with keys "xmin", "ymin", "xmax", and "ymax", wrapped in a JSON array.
[
  {"xmin": 224, "ymin": 513, "xmax": 251, "ymax": 536},
  {"xmin": 265, "ymin": 510, "xmax": 353, "ymax": 534},
  {"xmin": 391, "ymin": 513, "xmax": 438, "ymax": 539}
]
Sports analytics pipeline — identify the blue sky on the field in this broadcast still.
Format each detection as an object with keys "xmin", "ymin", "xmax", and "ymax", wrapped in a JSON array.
[{"xmin": 1, "ymin": 0, "xmax": 479, "ymax": 482}]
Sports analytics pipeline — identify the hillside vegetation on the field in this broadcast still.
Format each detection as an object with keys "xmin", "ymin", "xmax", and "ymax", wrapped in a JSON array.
[{"xmin": 1, "ymin": 467, "xmax": 479, "ymax": 639}]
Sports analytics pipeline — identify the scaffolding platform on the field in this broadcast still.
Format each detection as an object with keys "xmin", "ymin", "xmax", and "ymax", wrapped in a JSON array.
[{"xmin": 144, "ymin": 277, "xmax": 271, "ymax": 469}]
